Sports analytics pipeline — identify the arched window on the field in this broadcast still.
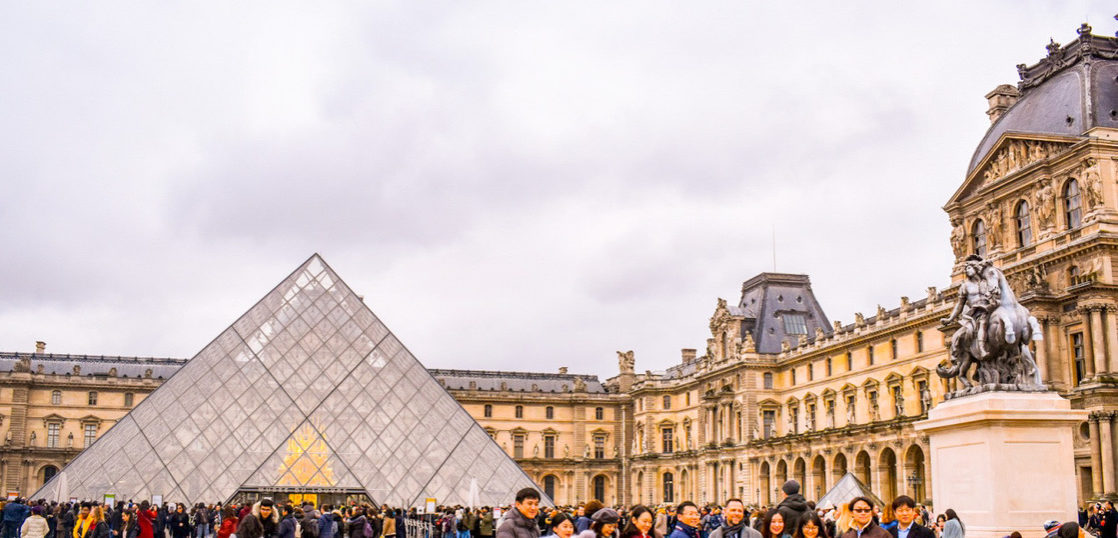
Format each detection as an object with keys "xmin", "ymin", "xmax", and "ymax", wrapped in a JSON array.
[
  {"xmin": 1065, "ymin": 179, "xmax": 1082, "ymax": 229},
  {"xmin": 662, "ymin": 472, "xmax": 675, "ymax": 503},
  {"xmin": 40, "ymin": 465, "xmax": 58, "ymax": 485},
  {"xmin": 1016, "ymin": 201, "xmax": 1033, "ymax": 247},
  {"xmin": 972, "ymin": 219, "xmax": 987, "ymax": 257},
  {"xmin": 543, "ymin": 475, "xmax": 557, "ymax": 500},
  {"xmin": 51, "ymin": 391, "xmax": 61, "ymax": 405},
  {"xmin": 593, "ymin": 475, "xmax": 606, "ymax": 501}
]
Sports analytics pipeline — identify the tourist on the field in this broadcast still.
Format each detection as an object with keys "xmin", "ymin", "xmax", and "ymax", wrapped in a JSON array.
[
  {"xmin": 653, "ymin": 509, "xmax": 668, "ymax": 538},
  {"xmin": 760, "ymin": 511, "xmax": 788, "ymax": 538},
  {"xmin": 21, "ymin": 506, "xmax": 50, "ymax": 538},
  {"xmin": 44, "ymin": 504, "xmax": 58, "ymax": 538},
  {"xmin": 886, "ymin": 497, "xmax": 930, "ymax": 538},
  {"xmin": 348, "ymin": 507, "xmax": 371, "ymax": 538},
  {"xmin": 792, "ymin": 511, "xmax": 827, "ymax": 538},
  {"xmin": 478, "ymin": 508, "xmax": 494, "ymax": 538},
  {"xmin": 546, "ymin": 514, "xmax": 574, "ymax": 538},
  {"xmin": 59, "ymin": 503, "xmax": 76, "ymax": 538},
  {"xmin": 496, "ymin": 489, "xmax": 541, "ymax": 538},
  {"xmin": 575, "ymin": 509, "xmax": 619, "ymax": 538},
  {"xmin": 1044, "ymin": 521, "xmax": 1062, "ymax": 538},
  {"xmin": 939, "ymin": 511, "xmax": 962, "ymax": 538},
  {"xmin": 169, "ymin": 506, "xmax": 192, "ymax": 538},
  {"xmin": 1101, "ymin": 502, "xmax": 1118, "ymax": 538},
  {"xmin": 578, "ymin": 505, "xmax": 604, "ymax": 535},
  {"xmin": 75, "ymin": 504, "xmax": 94, "ymax": 538},
  {"xmin": 703, "ymin": 508, "xmax": 723, "ymax": 538},
  {"xmin": 839, "ymin": 498, "xmax": 887, "ymax": 538},
  {"xmin": 1059, "ymin": 523, "xmax": 1083, "ymax": 538},
  {"xmin": 4, "ymin": 498, "xmax": 31, "ymax": 538},
  {"xmin": 121, "ymin": 510, "xmax": 140, "ymax": 538},
  {"xmin": 669, "ymin": 503, "xmax": 701, "ymax": 538},
  {"xmin": 236, "ymin": 500, "xmax": 279, "ymax": 538},
  {"xmin": 709, "ymin": 500, "xmax": 760, "ymax": 538},
  {"xmin": 136, "ymin": 502, "xmax": 156, "ymax": 538},
  {"xmin": 317, "ymin": 506, "xmax": 335, "ymax": 538},
  {"xmin": 89, "ymin": 507, "xmax": 111, "ymax": 538},
  {"xmin": 216, "ymin": 508, "xmax": 237, "ymax": 538},
  {"xmin": 618, "ymin": 506, "xmax": 651, "ymax": 538},
  {"xmin": 775, "ymin": 482, "xmax": 809, "ymax": 532},
  {"xmin": 930, "ymin": 516, "xmax": 944, "ymax": 538},
  {"xmin": 276, "ymin": 506, "xmax": 297, "ymax": 538}
]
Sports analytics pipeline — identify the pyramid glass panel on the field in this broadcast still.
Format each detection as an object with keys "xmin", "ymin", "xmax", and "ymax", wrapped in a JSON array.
[{"xmin": 33, "ymin": 254, "xmax": 545, "ymax": 507}]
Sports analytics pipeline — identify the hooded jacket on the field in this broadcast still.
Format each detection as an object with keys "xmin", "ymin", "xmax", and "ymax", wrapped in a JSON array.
[
  {"xmin": 236, "ymin": 504, "xmax": 280, "ymax": 538},
  {"xmin": 775, "ymin": 495, "xmax": 810, "ymax": 529},
  {"xmin": 496, "ymin": 508, "xmax": 540, "ymax": 538}
]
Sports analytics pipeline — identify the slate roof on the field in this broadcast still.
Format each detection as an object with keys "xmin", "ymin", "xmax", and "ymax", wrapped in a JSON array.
[
  {"xmin": 968, "ymin": 28, "xmax": 1118, "ymax": 174},
  {"xmin": 428, "ymin": 368, "xmax": 609, "ymax": 393},
  {"xmin": 0, "ymin": 352, "xmax": 186, "ymax": 379},
  {"xmin": 738, "ymin": 273, "xmax": 831, "ymax": 354}
]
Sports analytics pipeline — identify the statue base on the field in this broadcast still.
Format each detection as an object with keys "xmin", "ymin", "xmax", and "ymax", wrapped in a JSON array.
[{"xmin": 915, "ymin": 391, "xmax": 1087, "ymax": 538}]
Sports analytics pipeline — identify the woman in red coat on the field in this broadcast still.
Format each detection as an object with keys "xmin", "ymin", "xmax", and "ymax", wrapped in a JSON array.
[{"xmin": 217, "ymin": 507, "xmax": 239, "ymax": 538}]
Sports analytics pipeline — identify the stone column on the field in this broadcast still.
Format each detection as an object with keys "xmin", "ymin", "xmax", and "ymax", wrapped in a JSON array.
[
  {"xmin": 1041, "ymin": 317, "xmax": 1063, "ymax": 387},
  {"xmin": 1082, "ymin": 310, "xmax": 1098, "ymax": 377},
  {"xmin": 1091, "ymin": 308, "xmax": 1108, "ymax": 375},
  {"xmin": 1107, "ymin": 307, "xmax": 1118, "ymax": 374},
  {"xmin": 1104, "ymin": 414, "xmax": 1117, "ymax": 494},
  {"xmin": 1091, "ymin": 414, "xmax": 1104, "ymax": 496},
  {"xmin": 1034, "ymin": 317, "xmax": 1049, "ymax": 383}
]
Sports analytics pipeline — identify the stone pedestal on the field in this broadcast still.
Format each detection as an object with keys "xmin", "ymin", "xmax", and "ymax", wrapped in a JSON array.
[{"xmin": 915, "ymin": 391, "xmax": 1087, "ymax": 538}]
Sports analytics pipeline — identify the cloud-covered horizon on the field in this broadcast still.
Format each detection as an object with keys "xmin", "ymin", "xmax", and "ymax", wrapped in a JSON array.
[{"xmin": 1, "ymin": 1, "xmax": 1111, "ymax": 379}]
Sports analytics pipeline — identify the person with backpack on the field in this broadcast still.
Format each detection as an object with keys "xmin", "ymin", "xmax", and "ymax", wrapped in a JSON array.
[
  {"xmin": 300, "ymin": 508, "xmax": 320, "ymax": 538},
  {"xmin": 317, "ymin": 507, "xmax": 336, "ymax": 538},
  {"xmin": 347, "ymin": 508, "xmax": 370, "ymax": 538}
]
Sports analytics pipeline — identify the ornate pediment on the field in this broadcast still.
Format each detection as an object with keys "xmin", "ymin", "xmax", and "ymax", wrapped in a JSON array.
[
  {"xmin": 949, "ymin": 134, "xmax": 1076, "ymax": 206},
  {"xmin": 709, "ymin": 298, "xmax": 734, "ymax": 333}
]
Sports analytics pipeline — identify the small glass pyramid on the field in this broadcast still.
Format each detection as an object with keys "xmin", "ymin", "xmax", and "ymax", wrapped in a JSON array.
[
  {"xmin": 34, "ymin": 255, "xmax": 545, "ymax": 507},
  {"xmin": 815, "ymin": 472, "xmax": 884, "ymax": 509}
]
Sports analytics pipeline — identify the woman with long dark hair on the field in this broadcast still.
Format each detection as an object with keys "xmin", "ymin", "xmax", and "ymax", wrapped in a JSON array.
[
  {"xmin": 793, "ymin": 511, "xmax": 828, "ymax": 538},
  {"xmin": 760, "ymin": 510, "xmax": 790, "ymax": 538},
  {"xmin": 941, "ymin": 510, "xmax": 963, "ymax": 538},
  {"xmin": 546, "ymin": 513, "xmax": 576, "ymax": 538},
  {"xmin": 620, "ymin": 507, "xmax": 653, "ymax": 538}
]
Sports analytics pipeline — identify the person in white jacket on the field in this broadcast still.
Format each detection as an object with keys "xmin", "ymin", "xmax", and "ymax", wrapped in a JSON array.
[{"xmin": 21, "ymin": 506, "xmax": 49, "ymax": 538}]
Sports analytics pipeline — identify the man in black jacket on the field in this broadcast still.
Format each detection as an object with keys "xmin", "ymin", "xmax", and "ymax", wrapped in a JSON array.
[
  {"xmin": 887, "ymin": 496, "xmax": 934, "ymax": 538},
  {"xmin": 774, "ymin": 481, "xmax": 810, "ymax": 530}
]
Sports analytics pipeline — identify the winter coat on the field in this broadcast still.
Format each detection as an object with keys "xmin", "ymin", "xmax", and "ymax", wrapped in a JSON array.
[
  {"xmin": 775, "ymin": 495, "xmax": 810, "ymax": 530},
  {"xmin": 346, "ymin": 516, "xmax": 368, "ymax": 538},
  {"xmin": 21, "ymin": 515, "xmax": 49, "ymax": 538},
  {"xmin": 653, "ymin": 514, "xmax": 668, "ymax": 538},
  {"xmin": 318, "ymin": 514, "xmax": 335, "ymax": 538},
  {"xmin": 91, "ymin": 522, "xmax": 112, "ymax": 538},
  {"xmin": 479, "ymin": 513, "xmax": 495, "ymax": 537},
  {"xmin": 237, "ymin": 504, "xmax": 280, "ymax": 538},
  {"xmin": 170, "ymin": 513, "xmax": 192, "ymax": 538},
  {"xmin": 3, "ymin": 503, "xmax": 29, "ymax": 524},
  {"xmin": 841, "ymin": 521, "xmax": 892, "ymax": 538},
  {"xmin": 382, "ymin": 517, "xmax": 396, "ymax": 538},
  {"xmin": 218, "ymin": 518, "xmax": 239, "ymax": 538},
  {"xmin": 138, "ymin": 510, "xmax": 156, "ymax": 538},
  {"xmin": 888, "ymin": 524, "xmax": 935, "ymax": 538},
  {"xmin": 708, "ymin": 521, "xmax": 762, "ymax": 538},
  {"xmin": 278, "ymin": 515, "xmax": 298, "ymax": 538},
  {"xmin": 668, "ymin": 522, "xmax": 700, "ymax": 538},
  {"xmin": 940, "ymin": 520, "xmax": 963, "ymax": 538},
  {"xmin": 496, "ymin": 509, "xmax": 540, "ymax": 538}
]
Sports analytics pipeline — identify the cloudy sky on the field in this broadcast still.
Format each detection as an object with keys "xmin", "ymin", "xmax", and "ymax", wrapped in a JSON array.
[{"xmin": 1, "ymin": 2, "xmax": 1113, "ymax": 379}]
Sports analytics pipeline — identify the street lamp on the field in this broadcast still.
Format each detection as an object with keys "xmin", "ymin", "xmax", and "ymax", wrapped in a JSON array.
[{"xmin": 906, "ymin": 471, "xmax": 923, "ymax": 498}]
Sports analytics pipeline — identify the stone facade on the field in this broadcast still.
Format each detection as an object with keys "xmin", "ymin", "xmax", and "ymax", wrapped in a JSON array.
[{"xmin": 4, "ymin": 24, "xmax": 1118, "ymax": 510}]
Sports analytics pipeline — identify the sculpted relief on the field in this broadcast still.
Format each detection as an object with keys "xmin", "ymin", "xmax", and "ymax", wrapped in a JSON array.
[{"xmin": 979, "ymin": 139, "xmax": 1070, "ymax": 186}]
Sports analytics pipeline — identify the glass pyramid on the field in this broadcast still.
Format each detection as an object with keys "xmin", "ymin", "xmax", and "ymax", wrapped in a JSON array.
[
  {"xmin": 34, "ymin": 254, "xmax": 547, "ymax": 507},
  {"xmin": 815, "ymin": 472, "xmax": 884, "ymax": 509}
]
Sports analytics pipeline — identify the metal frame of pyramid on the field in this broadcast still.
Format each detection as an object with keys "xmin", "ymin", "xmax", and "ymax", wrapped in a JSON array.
[
  {"xmin": 815, "ymin": 472, "xmax": 884, "ymax": 509},
  {"xmin": 34, "ymin": 254, "xmax": 548, "ymax": 507}
]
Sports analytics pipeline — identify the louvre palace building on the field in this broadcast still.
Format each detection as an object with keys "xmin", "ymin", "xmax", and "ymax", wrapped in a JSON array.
[{"xmin": 6, "ymin": 24, "xmax": 1118, "ymax": 508}]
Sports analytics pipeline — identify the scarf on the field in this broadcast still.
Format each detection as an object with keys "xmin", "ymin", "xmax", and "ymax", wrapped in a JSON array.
[{"xmin": 721, "ymin": 521, "xmax": 747, "ymax": 538}]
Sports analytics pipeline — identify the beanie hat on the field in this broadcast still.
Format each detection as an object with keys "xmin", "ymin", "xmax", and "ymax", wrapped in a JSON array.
[
  {"xmin": 782, "ymin": 480, "xmax": 801, "ymax": 495},
  {"xmin": 1043, "ymin": 521, "xmax": 1061, "ymax": 532},
  {"xmin": 591, "ymin": 508, "xmax": 620, "ymax": 525}
]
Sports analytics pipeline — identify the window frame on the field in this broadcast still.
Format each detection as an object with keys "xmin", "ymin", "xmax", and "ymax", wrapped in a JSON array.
[
  {"xmin": 1065, "ymin": 179, "xmax": 1082, "ymax": 229},
  {"xmin": 1016, "ymin": 200, "xmax": 1033, "ymax": 247}
]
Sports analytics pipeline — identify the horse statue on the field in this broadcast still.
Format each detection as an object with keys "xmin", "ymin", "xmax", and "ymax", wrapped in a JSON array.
[{"xmin": 937, "ymin": 255, "xmax": 1044, "ymax": 395}]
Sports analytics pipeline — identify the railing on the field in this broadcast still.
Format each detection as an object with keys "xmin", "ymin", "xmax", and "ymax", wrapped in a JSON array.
[{"xmin": 404, "ymin": 518, "xmax": 436, "ymax": 538}]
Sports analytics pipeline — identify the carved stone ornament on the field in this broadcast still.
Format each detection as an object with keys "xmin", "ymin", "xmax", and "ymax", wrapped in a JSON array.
[
  {"xmin": 617, "ymin": 350, "xmax": 635, "ymax": 373},
  {"xmin": 937, "ymin": 254, "xmax": 1047, "ymax": 398},
  {"xmin": 978, "ymin": 139, "xmax": 1071, "ymax": 186},
  {"xmin": 1083, "ymin": 158, "xmax": 1104, "ymax": 210},
  {"xmin": 950, "ymin": 217, "xmax": 967, "ymax": 260},
  {"xmin": 573, "ymin": 377, "xmax": 587, "ymax": 392},
  {"xmin": 984, "ymin": 203, "xmax": 1005, "ymax": 249},
  {"xmin": 1033, "ymin": 179, "xmax": 1056, "ymax": 228}
]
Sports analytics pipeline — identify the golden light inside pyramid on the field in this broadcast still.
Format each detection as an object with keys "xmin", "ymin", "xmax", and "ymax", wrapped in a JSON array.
[{"xmin": 277, "ymin": 424, "xmax": 337, "ymax": 486}]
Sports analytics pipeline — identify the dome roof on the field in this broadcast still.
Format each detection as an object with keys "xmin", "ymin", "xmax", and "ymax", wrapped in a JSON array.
[{"xmin": 967, "ymin": 28, "xmax": 1118, "ymax": 175}]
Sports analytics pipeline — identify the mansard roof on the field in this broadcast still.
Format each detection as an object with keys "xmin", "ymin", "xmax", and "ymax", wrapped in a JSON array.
[
  {"xmin": 737, "ymin": 272, "xmax": 831, "ymax": 354},
  {"xmin": 428, "ymin": 368, "xmax": 609, "ymax": 394},
  {"xmin": 0, "ymin": 352, "xmax": 185, "ymax": 379},
  {"xmin": 967, "ymin": 26, "xmax": 1118, "ymax": 176}
]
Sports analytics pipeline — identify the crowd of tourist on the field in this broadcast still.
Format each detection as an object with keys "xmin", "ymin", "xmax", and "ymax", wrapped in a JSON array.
[{"xmin": 0, "ymin": 479, "xmax": 1104, "ymax": 538}]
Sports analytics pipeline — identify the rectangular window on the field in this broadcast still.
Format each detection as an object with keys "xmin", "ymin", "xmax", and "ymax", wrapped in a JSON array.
[
  {"xmin": 686, "ymin": 392, "xmax": 691, "ymax": 406},
  {"xmin": 791, "ymin": 369, "xmax": 797, "ymax": 386},
  {"xmin": 846, "ymin": 395, "xmax": 856, "ymax": 424},
  {"xmin": 790, "ymin": 407, "xmax": 799, "ymax": 434},
  {"xmin": 826, "ymin": 399, "xmax": 835, "ymax": 428},
  {"xmin": 662, "ymin": 395, "xmax": 671, "ymax": 410},
  {"xmin": 83, "ymin": 424, "xmax": 97, "ymax": 447},
  {"xmin": 890, "ymin": 339, "xmax": 898, "ymax": 360},
  {"xmin": 47, "ymin": 423, "xmax": 60, "ymax": 448},
  {"xmin": 124, "ymin": 393, "xmax": 134, "ymax": 407},
  {"xmin": 916, "ymin": 331, "xmax": 924, "ymax": 353},
  {"xmin": 51, "ymin": 391, "xmax": 61, "ymax": 406},
  {"xmin": 544, "ymin": 435, "xmax": 555, "ymax": 459},
  {"xmin": 762, "ymin": 410, "xmax": 775, "ymax": 438},
  {"xmin": 846, "ymin": 352, "xmax": 853, "ymax": 371},
  {"xmin": 595, "ymin": 407, "xmax": 604, "ymax": 420},
  {"xmin": 662, "ymin": 427, "xmax": 674, "ymax": 454},
  {"xmin": 515, "ymin": 405, "xmax": 523, "ymax": 418},
  {"xmin": 1073, "ymin": 333, "xmax": 1086, "ymax": 384},
  {"xmin": 594, "ymin": 435, "xmax": 605, "ymax": 459},
  {"xmin": 807, "ymin": 404, "xmax": 816, "ymax": 431},
  {"xmin": 868, "ymin": 345, "xmax": 875, "ymax": 365},
  {"xmin": 783, "ymin": 313, "xmax": 808, "ymax": 335},
  {"xmin": 546, "ymin": 406, "xmax": 554, "ymax": 419},
  {"xmin": 513, "ymin": 434, "xmax": 525, "ymax": 458},
  {"xmin": 826, "ymin": 358, "xmax": 833, "ymax": 377},
  {"xmin": 808, "ymin": 363, "xmax": 814, "ymax": 381},
  {"xmin": 87, "ymin": 391, "xmax": 97, "ymax": 406},
  {"xmin": 763, "ymin": 373, "xmax": 774, "ymax": 389},
  {"xmin": 484, "ymin": 404, "xmax": 492, "ymax": 418}
]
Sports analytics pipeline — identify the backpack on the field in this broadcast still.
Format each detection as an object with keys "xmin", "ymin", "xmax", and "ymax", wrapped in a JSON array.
[
  {"xmin": 457, "ymin": 518, "xmax": 468, "ymax": 532},
  {"xmin": 364, "ymin": 519, "xmax": 373, "ymax": 538},
  {"xmin": 441, "ymin": 518, "xmax": 454, "ymax": 535},
  {"xmin": 302, "ymin": 519, "xmax": 319, "ymax": 538}
]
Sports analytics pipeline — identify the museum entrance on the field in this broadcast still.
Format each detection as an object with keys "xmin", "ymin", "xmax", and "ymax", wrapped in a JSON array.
[{"xmin": 230, "ymin": 488, "xmax": 373, "ymax": 508}]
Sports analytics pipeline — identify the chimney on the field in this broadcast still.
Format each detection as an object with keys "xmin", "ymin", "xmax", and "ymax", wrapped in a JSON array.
[
  {"xmin": 681, "ymin": 348, "xmax": 697, "ymax": 364},
  {"xmin": 34, "ymin": 341, "xmax": 45, "ymax": 354},
  {"xmin": 985, "ymin": 84, "xmax": 1020, "ymax": 123}
]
